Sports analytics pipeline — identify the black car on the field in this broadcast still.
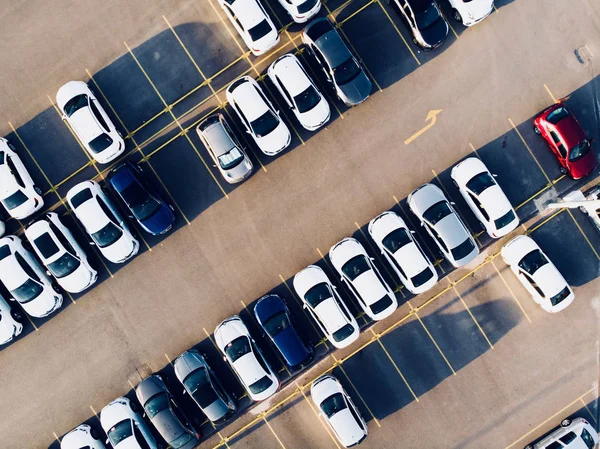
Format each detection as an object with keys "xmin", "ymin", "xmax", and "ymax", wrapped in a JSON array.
[{"xmin": 390, "ymin": 0, "xmax": 449, "ymax": 49}]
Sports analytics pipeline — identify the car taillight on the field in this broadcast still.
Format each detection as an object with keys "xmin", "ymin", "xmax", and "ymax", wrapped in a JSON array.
[
  {"xmin": 33, "ymin": 198, "xmax": 39, "ymax": 206},
  {"xmin": 118, "ymin": 141, "xmax": 123, "ymax": 150}
]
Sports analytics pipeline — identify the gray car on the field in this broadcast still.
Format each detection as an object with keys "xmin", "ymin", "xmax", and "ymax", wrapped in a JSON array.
[
  {"xmin": 174, "ymin": 349, "xmax": 237, "ymax": 425},
  {"xmin": 197, "ymin": 113, "xmax": 253, "ymax": 184},
  {"xmin": 301, "ymin": 18, "xmax": 372, "ymax": 106},
  {"xmin": 135, "ymin": 375, "xmax": 200, "ymax": 449}
]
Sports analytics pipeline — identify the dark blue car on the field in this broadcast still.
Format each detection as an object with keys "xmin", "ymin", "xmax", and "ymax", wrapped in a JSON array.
[
  {"xmin": 108, "ymin": 161, "xmax": 175, "ymax": 235},
  {"xmin": 254, "ymin": 294, "xmax": 314, "ymax": 371}
]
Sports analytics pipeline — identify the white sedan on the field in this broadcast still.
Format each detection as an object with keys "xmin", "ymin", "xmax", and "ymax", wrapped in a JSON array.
[
  {"xmin": 0, "ymin": 235, "xmax": 63, "ymax": 317},
  {"xmin": 311, "ymin": 375, "xmax": 368, "ymax": 447},
  {"xmin": 277, "ymin": 0, "xmax": 321, "ymax": 23},
  {"xmin": 227, "ymin": 76, "xmax": 291, "ymax": 156},
  {"xmin": 525, "ymin": 417, "xmax": 598, "ymax": 449},
  {"xmin": 25, "ymin": 213, "xmax": 97, "ymax": 293},
  {"xmin": 329, "ymin": 237, "xmax": 397, "ymax": 321},
  {"xmin": 67, "ymin": 181, "xmax": 139, "ymax": 264},
  {"xmin": 293, "ymin": 265, "xmax": 359, "ymax": 349},
  {"xmin": 100, "ymin": 397, "xmax": 157, "ymax": 449},
  {"xmin": 408, "ymin": 183, "xmax": 479, "ymax": 267},
  {"xmin": 0, "ymin": 294, "xmax": 24, "ymax": 345},
  {"xmin": 368, "ymin": 211, "xmax": 438, "ymax": 294},
  {"xmin": 215, "ymin": 315, "xmax": 280, "ymax": 401},
  {"xmin": 501, "ymin": 235, "xmax": 574, "ymax": 312},
  {"xmin": 218, "ymin": 0, "xmax": 279, "ymax": 56},
  {"xmin": 268, "ymin": 53, "xmax": 330, "ymax": 131},
  {"xmin": 451, "ymin": 157, "xmax": 519, "ymax": 238},
  {"xmin": 61, "ymin": 424, "xmax": 106, "ymax": 449},
  {"xmin": 56, "ymin": 81, "xmax": 125, "ymax": 164},
  {"xmin": 0, "ymin": 137, "xmax": 43, "ymax": 219},
  {"xmin": 448, "ymin": 0, "xmax": 494, "ymax": 26}
]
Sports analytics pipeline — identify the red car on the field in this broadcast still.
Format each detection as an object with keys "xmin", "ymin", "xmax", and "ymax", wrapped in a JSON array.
[{"xmin": 533, "ymin": 103, "xmax": 597, "ymax": 179}]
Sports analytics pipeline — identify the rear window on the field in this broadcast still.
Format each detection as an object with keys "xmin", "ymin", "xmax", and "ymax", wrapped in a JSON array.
[
  {"xmin": 91, "ymin": 222, "xmax": 123, "ymax": 248},
  {"xmin": 411, "ymin": 266, "xmax": 434, "ymax": 288},
  {"xmin": 33, "ymin": 233, "xmax": 60, "ymax": 259},
  {"xmin": 70, "ymin": 188, "xmax": 93, "ymax": 209},
  {"xmin": 11, "ymin": 278, "xmax": 43, "ymax": 304},
  {"xmin": 248, "ymin": 375, "xmax": 273, "ymax": 394},
  {"xmin": 518, "ymin": 249, "xmax": 549, "ymax": 276},
  {"xmin": 451, "ymin": 238, "xmax": 475, "ymax": 261},
  {"xmin": 494, "ymin": 210, "xmax": 516, "ymax": 230},
  {"xmin": 546, "ymin": 106, "xmax": 570, "ymax": 124},
  {"xmin": 550, "ymin": 286, "xmax": 571, "ymax": 306},
  {"xmin": 304, "ymin": 282, "xmax": 332, "ymax": 308},
  {"xmin": 0, "ymin": 245, "xmax": 11, "ymax": 260},
  {"xmin": 248, "ymin": 19, "xmax": 272, "ymax": 41},
  {"xmin": 332, "ymin": 323, "xmax": 355, "ymax": 342},
  {"xmin": 320, "ymin": 392, "xmax": 347, "ymax": 418},
  {"xmin": 88, "ymin": 133, "xmax": 113, "ymax": 154},
  {"xmin": 2, "ymin": 190, "xmax": 29, "ymax": 210},
  {"xmin": 48, "ymin": 253, "xmax": 81, "ymax": 278},
  {"xmin": 225, "ymin": 336, "xmax": 251, "ymax": 362},
  {"xmin": 370, "ymin": 295, "xmax": 393, "ymax": 315},
  {"xmin": 298, "ymin": 0, "xmax": 318, "ymax": 13},
  {"xmin": 306, "ymin": 19, "xmax": 333, "ymax": 41},
  {"xmin": 560, "ymin": 432, "xmax": 577, "ymax": 445},
  {"xmin": 294, "ymin": 85, "xmax": 321, "ymax": 114}
]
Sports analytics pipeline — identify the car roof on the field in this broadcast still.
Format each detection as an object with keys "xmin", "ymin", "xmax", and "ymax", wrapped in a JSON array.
[
  {"xmin": 229, "ymin": 78, "xmax": 269, "ymax": 121},
  {"xmin": 271, "ymin": 55, "xmax": 312, "ymax": 97},
  {"xmin": 435, "ymin": 213, "xmax": 470, "ymax": 249},
  {"xmin": 109, "ymin": 163, "xmax": 138, "ymax": 192},
  {"xmin": 315, "ymin": 29, "xmax": 351, "ymax": 68},
  {"xmin": 233, "ymin": 352, "xmax": 268, "ymax": 386},
  {"xmin": 71, "ymin": 190, "xmax": 111, "ymax": 234},
  {"xmin": 200, "ymin": 116, "xmax": 237, "ymax": 156},
  {"xmin": 69, "ymin": 105, "xmax": 104, "ymax": 143}
]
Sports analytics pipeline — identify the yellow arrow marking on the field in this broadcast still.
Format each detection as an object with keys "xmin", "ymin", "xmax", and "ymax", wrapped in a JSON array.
[{"xmin": 404, "ymin": 109, "xmax": 442, "ymax": 145}]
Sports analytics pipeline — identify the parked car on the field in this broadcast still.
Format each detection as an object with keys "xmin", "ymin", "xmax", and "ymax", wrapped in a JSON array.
[
  {"xmin": 214, "ymin": 315, "xmax": 280, "ymax": 401},
  {"xmin": 136, "ymin": 375, "xmax": 200, "ymax": 449},
  {"xmin": 67, "ymin": 181, "xmax": 139, "ymax": 264},
  {"xmin": 311, "ymin": 374, "xmax": 368, "ymax": 447},
  {"xmin": 389, "ymin": 0, "xmax": 449, "ymax": 49},
  {"xmin": 108, "ymin": 161, "xmax": 175, "ymax": 235},
  {"xmin": 100, "ymin": 397, "xmax": 157, "ymax": 449},
  {"xmin": 226, "ymin": 76, "xmax": 291, "ymax": 156},
  {"xmin": 56, "ymin": 81, "xmax": 125, "ymax": 164},
  {"xmin": 408, "ymin": 183, "xmax": 479, "ymax": 267},
  {"xmin": 173, "ymin": 349, "xmax": 236, "ymax": 425},
  {"xmin": 534, "ymin": 103, "xmax": 598, "ymax": 180},
  {"xmin": 218, "ymin": 0, "xmax": 279, "ymax": 56},
  {"xmin": 254, "ymin": 294, "xmax": 314, "ymax": 370},
  {"xmin": 267, "ymin": 53, "xmax": 330, "ymax": 131},
  {"xmin": 0, "ymin": 235, "xmax": 62, "ymax": 318},
  {"xmin": 0, "ymin": 218, "xmax": 4, "ymax": 237},
  {"xmin": 293, "ymin": 265, "xmax": 360, "ymax": 349},
  {"xmin": 196, "ymin": 113, "xmax": 253, "ymax": 183},
  {"xmin": 525, "ymin": 417, "xmax": 598, "ymax": 449},
  {"xmin": 450, "ymin": 157, "xmax": 519, "ymax": 238},
  {"xmin": 61, "ymin": 424, "xmax": 106, "ymax": 449},
  {"xmin": 329, "ymin": 237, "xmax": 397, "ymax": 321},
  {"xmin": 301, "ymin": 18, "xmax": 372, "ymax": 106},
  {"xmin": 368, "ymin": 211, "xmax": 438, "ymax": 294},
  {"xmin": 25, "ymin": 212, "xmax": 97, "ymax": 293},
  {"xmin": 580, "ymin": 185, "xmax": 600, "ymax": 233},
  {"xmin": 0, "ymin": 293, "xmax": 24, "ymax": 345},
  {"xmin": 448, "ymin": 0, "xmax": 494, "ymax": 26},
  {"xmin": 501, "ymin": 235, "xmax": 574, "ymax": 312},
  {"xmin": 277, "ymin": 0, "xmax": 321, "ymax": 23},
  {"xmin": 0, "ymin": 137, "xmax": 43, "ymax": 220}
]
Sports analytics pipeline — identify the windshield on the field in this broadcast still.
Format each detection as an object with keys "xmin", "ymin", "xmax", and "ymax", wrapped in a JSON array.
[
  {"xmin": 320, "ymin": 392, "xmax": 347, "ymax": 418},
  {"xmin": 550, "ymin": 286, "xmax": 571, "ymax": 306},
  {"xmin": 225, "ymin": 336, "xmax": 251, "ymax": 362},
  {"xmin": 546, "ymin": 107, "xmax": 570, "ymax": 124},
  {"xmin": 218, "ymin": 147, "xmax": 245, "ymax": 170},
  {"xmin": 298, "ymin": 0, "xmax": 318, "ymax": 13},
  {"xmin": 304, "ymin": 282, "xmax": 331, "ymax": 308},
  {"xmin": 120, "ymin": 182, "xmax": 161, "ymax": 221},
  {"xmin": 249, "ymin": 375, "xmax": 273, "ymax": 394},
  {"xmin": 371, "ymin": 295, "xmax": 393, "ymax": 315},
  {"xmin": 63, "ymin": 94, "xmax": 88, "ymax": 117},
  {"xmin": 423, "ymin": 201, "xmax": 452, "ymax": 225},
  {"xmin": 451, "ymin": 238, "xmax": 475, "ymax": 261},
  {"xmin": 88, "ymin": 133, "xmax": 113, "ymax": 154},
  {"xmin": 2, "ymin": 190, "xmax": 29, "ymax": 210},
  {"xmin": 250, "ymin": 110, "xmax": 279, "ymax": 137},
  {"xmin": 107, "ymin": 420, "xmax": 133, "ymax": 446},
  {"xmin": 466, "ymin": 172, "xmax": 496, "ymax": 195},
  {"xmin": 294, "ymin": 85, "xmax": 321, "ymax": 114},
  {"xmin": 411, "ymin": 266, "xmax": 434, "ymax": 288},
  {"xmin": 171, "ymin": 432, "xmax": 193, "ymax": 448},
  {"xmin": 518, "ymin": 250, "xmax": 549, "ymax": 275},
  {"xmin": 48, "ymin": 253, "xmax": 81, "ymax": 278},
  {"xmin": 494, "ymin": 210, "xmax": 516, "ymax": 230},
  {"xmin": 415, "ymin": 3, "xmax": 441, "ymax": 29},
  {"xmin": 11, "ymin": 279, "xmax": 44, "ymax": 304},
  {"xmin": 382, "ymin": 228, "xmax": 412, "ymax": 253},
  {"xmin": 248, "ymin": 19, "xmax": 272, "ymax": 41},
  {"xmin": 184, "ymin": 369, "xmax": 219, "ymax": 409},
  {"xmin": 333, "ymin": 323, "xmax": 355, "ymax": 342},
  {"xmin": 144, "ymin": 393, "xmax": 169, "ymax": 419},
  {"xmin": 263, "ymin": 311, "xmax": 291, "ymax": 337},
  {"xmin": 568, "ymin": 139, "xmax": 592, "ymax": 162},
  {"xmin": 341, "ymin": 255, "xmax": 370, "ymax": 281},
  {"xmin": 333, "ymin": 57, "xmax": 361, "ymax": 86},
  {"xmin": 91, "ymin": 222, "xmax": 123, "ymax": 248}
]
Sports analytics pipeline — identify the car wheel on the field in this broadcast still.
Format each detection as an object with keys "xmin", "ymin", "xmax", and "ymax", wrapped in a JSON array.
[
  {"xmin": 533, "ymin": 125, "xmax": 541, "ymax": 135},
  {"xmin": 90, "ymin": 427, "xmax": 99, "ymax": 440},
  {"xmin": 559, "ymin": 166, "xmax": 567, "ymax": 175},
  {"xmin": 452, "ymin": 9, "xmax": 462, "ymax": 23},
  {"xmin": 524, "ymin": 445, "xmax": 533, "ymax": 449},
  {"xmin": 34, "ymin": 186, "xmax": 42, "ymax": 195},
  {"xmin": 412, "ymin": 38, "xmax": 419, "ymax": 45},
  {"xmin": 561, "ymin": 418, "xmax": 571, "ymax": 427},
  {"xmin": 130, "ymin": 401, "xmax": 139, "ymax": 412},
  {"xmin": 10, "ymin": 310, "xmax": 22, "ymax": 322}
]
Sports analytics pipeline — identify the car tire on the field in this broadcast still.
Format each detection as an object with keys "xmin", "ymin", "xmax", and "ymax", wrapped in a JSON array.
[
  {"xmin": 130, "ymin": 401, "xmax": 139, "ymax": 412},
  {"xmin": 412, "ymin": 38, "xmax": 419, "ymax": 45},
  {"xmin": 10, "ymin": 310, "xmax": 22, "ymax": 322},
  {"xmin": 559, "ymin": 166, "xmax": 567, "ymax": 175},
  {"xmin": 90, "ymin": 427, "xmax": 99, "ymax": 440},
  {"xmin": 561, "ymin": 418, "xmax": 571, "ymax": 427},
  {"xmin": 452, "ymin": 9, "xmax": 462, "ymax": 23},
  {"xmin": 533, "ymin": 125, "xmax": 541, "ymax": 135},
  {"xmin": 524, "ymin": 445, "xmax": 533, "ymax": 449}
]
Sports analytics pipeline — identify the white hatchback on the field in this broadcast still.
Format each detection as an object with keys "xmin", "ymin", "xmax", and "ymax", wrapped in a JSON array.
[
  {"xmin": 67, "ymin": 181, "xmax": 139, "ymax": 264},
  {"xmin": 218, "ymin": 0, "xmax": 279, "ymax": 56},
  {"xmin": 329, "ymin": 237, "xmax": 397, "ymax": 321},
  {"xmin": 61, "ymin": 424, "xmax": 106, "ymax": 449},
  {"xmin": 0, "ymin": 293, "xmax": 24, "ymax": 345},
  {"xmin": 451, "ymin": 157, "xmax": 519, "ymax": 238},
  {"xmin": 268, "ymin": 54, "xmax": 330, "ymax": 131},
  {"xmin": 293, "ymin": 265, "xmax": 359, "ymax": 349},
  {"xmin": 0, "ymin": 138, "xmax": 43, "ymax": 219},
  {"xmin": 501, "ymin": 235, "xmax": 574, "ymax": 312},
  {"xmin": 227, "ymin": 76, "xmax": 291, "ymax": 156},
  {"xmin": 449, "ymin": 0, "xmax": 494, "ymax": 27},
  {"xmin": 277, "ymin": 0, "xmax": 321, "ymax": 23},
  {"xmin": 56, "ymin": 81, "xmax": 125, "ymax": 164},
  {"xmin": 0, "ymin": 235, "xmax": 63, "ymax": 318},
  {"xmin": 25, "ymin": 213, "xmax": 98, "ymax": 293},
  {"xmin": 525, "ymin": 417, "xmax": 598, "ymax": 449},
  {"xmin": 100, "ymin": 397, "xmax": 157, "ymax": 449},
  {"xmin": 368, "ymin": 211, "xmax": 438, "ymax": 294}
]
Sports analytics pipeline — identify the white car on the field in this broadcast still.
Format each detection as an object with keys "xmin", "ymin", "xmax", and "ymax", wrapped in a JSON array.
[
  {"xmin": 268, "ymin": 54, "xmax": 330, "ymax": 131},
  {"xmin": 329, "ymin": 238, "xmax": 397, "ymax": 321},
  {"xmin": 293, "ymin": 265, "xmax": 359, "ymax": 349},
  {"xmin": 450, "ymin": 157, "xmax": 519, "ymax": 238},
  {"xmin": 501, "ymin": 235, "xmax": 574, "ymax": 312},
  {"xmin": 214, "ymin": 315, "xmax": 280, "ymax": 401},
  {"xmin": 0, "ymin": 293, "xmax": 24, "ymax": 345},
  {"xmin": 56, "ymin": 81, "xmax": 125, "ymax": 164},
  {"xmin": 61, "ymin": 424, "xmax": 106, "ymax": 449},
  {"xmin": 0, "ymin": 235, "xmax": 63, "ymax": 318},
  {"xmin": 0, "ymin": 219, "xmax": 4, "ymax": 237},
  {"xmin": 577, "ymin": 185, "xmax": 600, "ymax": 234},
  {"xmin": 226, "ymin": 76, "xmax": 291, "ymax": 156},
  {"xmin": 100, "ymin": 397, "xmax": 157, "ymax": 449},
  {"xmin": 277, "ymin": 0, "xmax": 321, "ymax": 23},
  {"xmin": 368, "ymin": 211, "xmax": 438, "ymax": 294},
  {"xmin": 218, "ymin": 0, "xmax": 279, "ymax": 56},
  {"xmin": 0, "ymin": 137, "xmax": 43, "ymax": 219},
  {"xmin": 25, "ymin": 213, "xmax": 98, "ymax": 293},
  {"xmin": 311, "ymin": 375, "xmax": 368, "ymax": 447},
  {"xmin": 67, "ymin": 181, "xmax": 139, "ymax": 264},
  {"xmin": 525, "ymin": 417, "xmax": 598, "ymax": 449},
  {"xmin": 449, "ymin": 0, "xmax": 494, "ymax": 27},
  {"xmin": 408, "ymin": 183, "xmax": 479, "ymax": 267}
]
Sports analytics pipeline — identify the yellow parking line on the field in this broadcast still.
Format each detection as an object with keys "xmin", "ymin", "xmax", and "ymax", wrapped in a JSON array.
[
  {"xmin": 528, "ymin": 209, "xmax": 564, "ymax": 234},
  {"xmin": 565, "ymin": 209, "xmax": 600, "ymax": 260},
  {"xmin": 327, "ymin": 0, "xmax": 357, "ymax": 18},
  {"xmin": 337, "ymin": 0, "xmax": 376, "ymax": 26},
  {"xmin": 128, "ymin": 379, "xmax": 136, "ymax": 389},
  {"xmin": 441, "ymin": 10, "xmax": 459, "ymax": 39},
  {"xmin": 262, "ymin": 414, "xmax": 288, "ymax": 449},
  {"xmin": 89, "ymin": 405, "xmax": 98, "ymax": 418},
  {"xmin": 208, "ymin": 0, "xmax": 248, "ymax": 58},
  {"xmin": 493, "ymin": 4, "xmax": 498, "ymax": 13},
  {"xmin": 165, "ymin": 353, "xmax": 173, "ymax": 365},
  {"xmin": 375, "ymin": 0, "xmax": 420, "ymax": 65},
  {"xmin": 448, "ymin": 278, "xmax": 494, "ymax": 350},
  {"xmin": 296, "ymin": 382, "xmax": 343, "ymax": 449},
  {"xmin": 216, "ymin": 430, "xmax": 231, "ymax": 449},
  {"xmin": 53, "ymin": 432, "xmax": 61, "ymax": 443},
  {"xmin": 508, "ymin": 117, "xmax": 553, "ymax": 185},
  {"xmin": 578, "ymin": 397, "xmax": 597, "ymax": 425},
  {"xmin": 544, "ymin": 84, "xmax": 558, "ymax": 103},
  {"xmin": 490, "ymin": 259, "xmax": 532, "ymax": 323}
]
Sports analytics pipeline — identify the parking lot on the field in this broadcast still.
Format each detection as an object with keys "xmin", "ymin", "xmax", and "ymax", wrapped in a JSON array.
[{"xmin": 0, "ymin": 0, "xmax": 599, "ymax": 448}]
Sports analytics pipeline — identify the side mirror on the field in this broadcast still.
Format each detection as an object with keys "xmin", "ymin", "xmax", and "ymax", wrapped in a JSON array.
[
  {"xmin": 246, "ymin": 130, "xmax": 251, "ymax": 135},
  {"xmin": 61, "ymin": 115, "xmax": 67, "ymax": 121},
  {"xmin": 450, "ymin": 202, "xmax": 456, "ymax": 205},
  {"xmin": 89, "ymin": 241, "xmax": 96, "ymax": 246},
  {"xmin": 492, "ymin": 174, "xmax": 498, "ymax": 178},
  {"xmin": 370, "ymin": 257, "xmax": 375, "ymax": 261},
  {"xmin": 46, "ymin": 270, "xmax": 51, "ymax": 277},
  {"xmin": 223, "ymin": 356, "xmax": 227, "ymax": 362},
  {"xmin": 420, "ymin": 222, "xmax": 424, "ymax": 227},
  {"xmin": 8, "ymin": 297, "xmax": 15, "ymax": 301},
  {"xmin": 106, "ymin": 439, "xmax": 110, "ymax": 445},
  {"xmin": 410, "ymin": 230, "xmax": 416, "ymax": 234},
  {"xmin": 128, "ymin": 215, "xmax": 134, "ymax": 219}
]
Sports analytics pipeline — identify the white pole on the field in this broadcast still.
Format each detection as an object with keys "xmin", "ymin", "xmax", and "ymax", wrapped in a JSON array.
[{"xmin": 546, "ymin": 199, "xmax": 600, "ymax": 210}]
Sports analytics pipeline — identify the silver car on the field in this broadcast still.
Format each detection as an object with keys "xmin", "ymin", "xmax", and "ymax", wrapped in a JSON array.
[
  {"xmin": 197, "ymin": 113, "xmax": 253, "ymax": 183},
  {"xmin": 174, "ymin": 349, "xmax": 236, "ymax": 425},
  {"xmin": 135, "ymin": 375, "xmax": 200, "ymax": 449}
]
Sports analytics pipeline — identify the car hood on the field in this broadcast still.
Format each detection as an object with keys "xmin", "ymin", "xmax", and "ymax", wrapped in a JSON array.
[
  {"xmin": 395, "ymin": 242, "xmax": 429, "ymax": 277},
  {"xmin": 533, "ymin": 264, "xmax": 569, "ymax": 298},
  {"xmin": 59, "ymin": 263, "xmax": 95, "ymax": 293},
  {"xmin": 255, "ymin": 121, "xmax": 290, "ymax": 154},
  {"xmin": 223, "ymin": 158, "xmax": 253, "ymax": 182},
  {"xmin": 272, "ymin": 326, "xmax": 310, "ymax": 366},
  {"xmin": 478, "ymin": 186, "xmax": 513, "ymax": 219},
  {"xmin": 233, "ymin": 353, "xmax": 267, "ymax": 386},
  {"xmin": 100, "ymin": 233, "xmax": 136, "ymax": 263},
  {"xmin": 329, "ymin": 409, "xmax": 365, "ymax": 446},
  {"xmin": 337, "ymin": 70, "xmax": 372, "ymax": 105},
  {"xmin": 421, "ymin": 15, "xmax": 448, "ymax": 47},
  {"xmin": 567, "ymin": 150, "xmax": 598, "ymax": 180},
  {"xmin": 314, "ymin": 297, "xmax": 347, "ymax": 333},
  {"xmin": 351, "ymin": 271, "xmax": 388, "ymax": 305},
  {"xmin": 152, "ymin": 409, "xmax": 188, "ymax": 443},
  {"xmin": 141, "ymin": 203, "xmax": 175, "ymax": 234}
]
